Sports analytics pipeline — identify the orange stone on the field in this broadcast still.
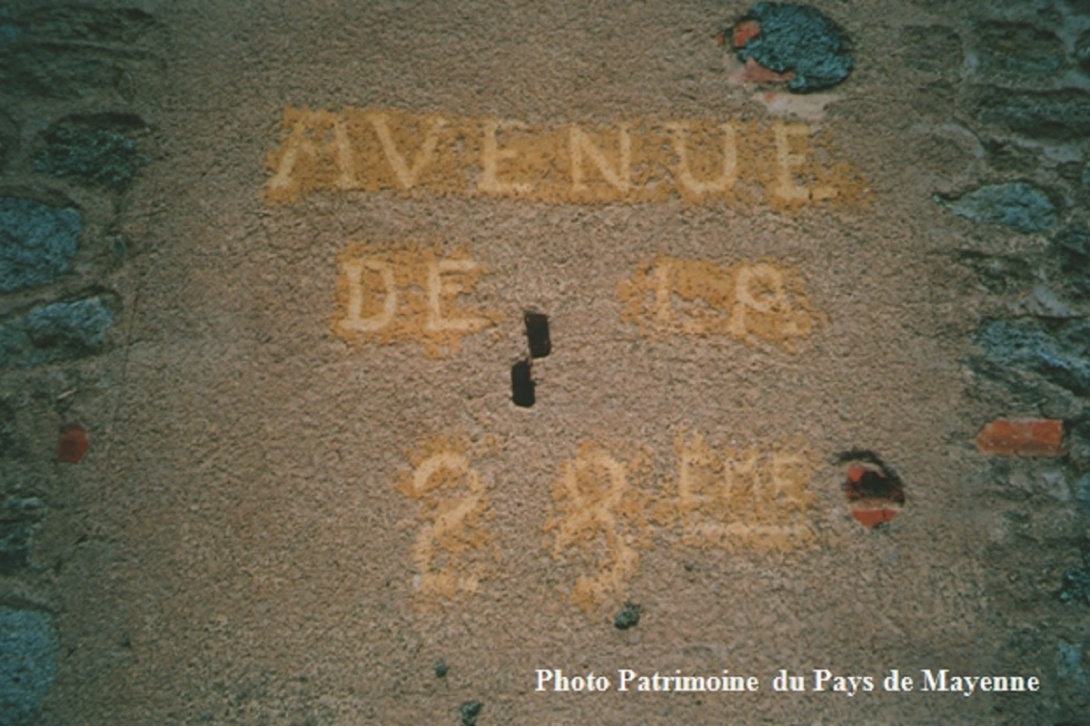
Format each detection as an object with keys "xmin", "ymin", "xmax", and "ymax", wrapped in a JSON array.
[
  {"xmin": 57, "ymin": 424, "xmax": 89, "ymax": 464},
  {"xmin": 851, "ymin": 508, "xmax": 899, "ymax": 528},
  {"xmin": 975, "ymin": 418, "xmax": 1064, "ymax": 457},
  {"xmin": 740, "ymin": 58, "xmax": 796, "ymax": 84},
  {"xmin": 733, "ymin": 19, "xmax": 761, "ymax": 48}
]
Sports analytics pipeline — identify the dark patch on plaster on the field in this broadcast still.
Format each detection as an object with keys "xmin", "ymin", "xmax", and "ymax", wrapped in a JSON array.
[
  {"xmin": 511, "ymin": 359, "xmax": 534, "ymax": 408},
  {"xmin": 524, "ymin": 311, "xmax": 550, "ymax": 359},
  {"xmin": 614, "ymin": 602, "xmax": 642, "ymax": 630},
  {"xmin": 459, "ymin": 700, "xmax": 483, "ymax": 726}
]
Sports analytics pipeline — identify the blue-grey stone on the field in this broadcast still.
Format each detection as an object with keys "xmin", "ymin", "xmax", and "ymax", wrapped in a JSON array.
[
  {"xmin": 1062, "ymin": 562, "xmax": 1090, "ymax": 607},
  {"xmin": 1077, "ymin": 30, "xmax": 1090, "ymax": 72},
  {"xmin": 936, "ymin": 182, "xmax": 1056, "ymax": 233},
  {"xmin": 736, "ymin": 2, "xmax": 853, "ymax": 92},
  {"xmin": 973, "ymin": 318, "xmax": 1090, "ymax": 395},
  {"xmin": 0, "ymin": 296, "xmax": 115, "ymax": 368},
  {"xmin": 34, "ymin": 127, "xmax": 139, "ymax": 192},
  {"xmin": 1075, "ymin": 474, "xmax": 1090, "ymax": 517},
  {"xmin": 0, "ymin": 607, "xmax": 58, "ymax": 724},
  {"xmin": 0, "ymin": 316, "xmax": 33, "ymax": 368},
  {"xmin": 977, "ymin": 90, "xmax": 1090, "ymax": 141},
  {"xmin": 977, "ymin": 22, "xmax": 1066, "ymax": 79},
  {"xmin": 0, "ymin": 111, "xmax": 17, "ymax": 170},
  {"xmin": 25, "ymin": 297, "xmax": 114, "ymax": 352},
  {"xmin": 1056, "ymin": 640, "xmax": 1088, "ymax": 688},
  {"xmin": 1053, "ymin": 226, "xmax": 1090, "ymax": 297},
  {"xmin": 0, "ymin": 198, "xmax": 81, "ymax": 293},
  {"xmin": 0, "ymin": 497, "xmax": 46, "ymax": 574}
]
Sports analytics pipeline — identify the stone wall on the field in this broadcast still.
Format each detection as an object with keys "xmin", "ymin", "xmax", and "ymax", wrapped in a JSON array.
[
  {"xmin": 0, "ymin": 3, "xmax": 161, "ymax": 723},
  {"xmin": 2, "ymin": 0, "xmax": 1090, "ymax": 724}
]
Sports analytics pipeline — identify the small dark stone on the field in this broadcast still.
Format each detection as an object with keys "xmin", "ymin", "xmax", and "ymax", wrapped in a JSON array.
[
  {"xmin": 956, "ymin": 250, "xmax": 1033, "ymax": 294},
  {"xmin": 1076, "ymin": 30, "xmax": 1090, "ymax": 72},
  {"xmin": 1060, "ymin": 554, "xmax": 1090, "ymax": 606},
  {"xmin": 614, "ymin": 602, "xmax": 642, "ymax": 630},
  {"xmin": 459, "ymin": 700, "xmax": 483, "ymax": 726},
  {"xmin": 0, "ymin": 110, "xmax": 17, "ymax": 170},
  {"xmin": 434, "ymin": 660, "xmax": 448, "ymax": 678},
  {"xmin": 0, "ymin": 399, "xmax": 15, "ymax": 457},
  {"xmin": 735, "ymin": 2, "xmax": 853, "ymax": 92},
  {"xmin": 0, "ymin": 497, "xmax": 46, "ymax": 574}
]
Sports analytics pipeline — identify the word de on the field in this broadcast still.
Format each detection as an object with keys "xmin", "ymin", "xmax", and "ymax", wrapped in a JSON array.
[
  {"xmin": 333, "ymin": 242, "xmax": 495, "ymax": 357},
  {"xmin": 618, "ymin": 256, "xmax": 825, "ymax": 352},
  {"xmin": 769, "ymin": 669, "xmax": 1041, "ymax": 697},
  {"xmin": 265, "ymin": 107, "xmax": 863, "ymax": 207}
]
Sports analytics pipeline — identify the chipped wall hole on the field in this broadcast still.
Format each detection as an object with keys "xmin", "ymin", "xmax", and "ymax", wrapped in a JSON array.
[
  {"xmin": 511, "ymin": 359, "xmax": 535, "ymax": 408},
  {"xmin": 839, "ymin": 450, "xmax": 905, "ymax": 528},
  {"xmin": 524, "ymin": 311, "xmax": 550, "ymax": 358}
]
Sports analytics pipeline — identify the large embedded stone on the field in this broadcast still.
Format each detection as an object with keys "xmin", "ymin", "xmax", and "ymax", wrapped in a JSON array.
[
  {"xmin": 936, "ymin": 182, "xmax": 1056, "ymax": 233},
  {"xmin": 0, "ymin": 198, "xmax": 81, "ymax": 293},
  {"xmin": 977, "ymin": 89, "xmax": 1090, "ymax": 141},
  {"xmin": 0, "ymin": 607, "xmax": 58, "ymax": 724},
  {"xmin": 734, "ymin": 2, "xmax": 853, "ymax": 92}
]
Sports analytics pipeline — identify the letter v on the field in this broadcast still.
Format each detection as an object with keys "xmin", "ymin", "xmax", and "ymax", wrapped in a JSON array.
[{"xmin": 369, "ymin": 112, "xmax": 446, "ymax": 189}]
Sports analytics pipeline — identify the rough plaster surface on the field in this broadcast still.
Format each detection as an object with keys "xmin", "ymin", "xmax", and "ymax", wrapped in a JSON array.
[{"xmin": 3, "ymin": 0, "xmax": 1090, "ymax": 724}]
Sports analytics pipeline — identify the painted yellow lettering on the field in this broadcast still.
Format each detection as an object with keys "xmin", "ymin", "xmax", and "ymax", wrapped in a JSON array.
[
  {"xmin": 666, "ymin": 122, "xmax": 737, "ymax": 195},
  {"xmin": 773, "ymin": 121, "xmax": 836, "ymax": 203},
  {"xmin": 335, "ymin": 257, "xmax": 397, "ymax": 334},
  {"xmin": 479, "ymin": 119, "xmax": 533, "ymax": 196},
  {"xmin": 369, "ymin": 112, "xmax": 446, "ymax": 189},
  {"xmin": 570, "ymin": 124, "xmax": 632, "ymax": 193},
  {"xmin": 425, "ymin": 257, "xmax": 490, "ymax": 333}
]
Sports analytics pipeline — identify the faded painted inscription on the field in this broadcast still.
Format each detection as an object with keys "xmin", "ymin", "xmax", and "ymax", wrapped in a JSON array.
[
  {"xmin": 266, "ymin": 107, "xmax": 864, "ymax": 207},
  {"xmin": 394, "ymin": 433, "xmax": 818, "ymax": 611},
  {"xmin": 618, "ymin": 256, "xmax": 826, "ymax": 352},
  {"xmin": 655, "ymin": 432, "xmax": 816, "ymax": 551},
  {"xmin": 333, "ymin": 242, "xmax": 496, "ymax": 357},
  {"xmin": 543, "ymin": 443, "xmax": 653, "ymax": 612},
  {"xmin": 548, "ymin": 435, "xmax": 818, "ymax": 610},
  {"xmin": 396, "ymin": 435, "xmax": 499, "ymax": 604}
]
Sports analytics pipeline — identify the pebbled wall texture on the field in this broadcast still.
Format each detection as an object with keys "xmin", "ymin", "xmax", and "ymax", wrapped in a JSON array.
[{"xmin": 2, "ymin": 0, "xmax": 1090, "ymax": 724}]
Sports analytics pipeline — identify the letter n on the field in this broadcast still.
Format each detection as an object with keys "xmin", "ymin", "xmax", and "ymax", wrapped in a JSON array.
[{"xmin": 570, "ymin": 124, "xmax": 631, "ymax": 194}]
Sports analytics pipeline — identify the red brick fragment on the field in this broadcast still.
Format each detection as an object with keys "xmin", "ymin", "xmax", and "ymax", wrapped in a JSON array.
[
  {"xmin": 733, "ymin": 19, "xmax": 761, "ymax": 48},
  {"xmin": 741, "ymin": 57, "xmax": 797, "ymax": 83},
  {"xmin": 57, "ymin": 424, "xmax": 88, "ymax": 464},
  {"xmin": 976, "ymin": 419, "xmax": 1064, "ymax": 457},
  {"xmin": 851, "ymin": 508, "xmax": 900, "ymax": 528}
]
